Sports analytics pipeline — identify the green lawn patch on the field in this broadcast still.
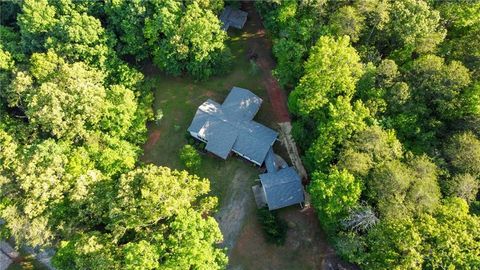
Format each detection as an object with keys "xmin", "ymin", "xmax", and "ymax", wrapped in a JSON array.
[{"xmin": 140, "ymin": 31, "xmax": 275, "ymax": 203}]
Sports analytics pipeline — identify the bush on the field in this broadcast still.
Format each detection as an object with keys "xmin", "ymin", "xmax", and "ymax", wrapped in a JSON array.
[
  {"xmin": 257, "ymin": 208, "xmax": 287, "ymax": 245},
  {"xmin": 180, "ymin": 144, "xmax": 201, "ymax": 171},
  {"xmin": 155, "ymin": 108, "xmax": 163, "ymax": 124},
  {"xmin": 248, "ymin": 59, "xmax": 260, "ymax": 76},
  {"xmin": 470, "ymin": 201, "xmax": 480, "ymax": 216}
]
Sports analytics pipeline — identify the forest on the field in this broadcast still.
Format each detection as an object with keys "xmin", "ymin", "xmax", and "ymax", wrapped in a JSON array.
[
  {"xmin": 0, "ymin": 0, "xmax": 228, "ymax": 269},
  {"xmin": 257, "ymin": 0, "xmax": 480, "ymax": 269},
  {"xmin": 0, "ymin": 0, "xmax": 479, "ymax": 269}
]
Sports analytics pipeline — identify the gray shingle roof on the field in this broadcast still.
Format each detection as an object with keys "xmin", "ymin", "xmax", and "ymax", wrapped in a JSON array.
[
  {"xmin": 188, "ymin": 87, "xmax": 278, "ymax": 164},
  {"xmin": 222, "ymin": 87, "xmax": 262, "ymax": 120},
  {"xmin": 264, "ymin": 147, "xmax": 277, "ymax": 173},
  {"xmin": 219, "ymin": 6, "xmax": 248, "ymax": 31},
  {"xmin": 204, "ymin": 121, "xmax": 237, "ymax": 159},
  {"xmin": 259, "ymin": 167, "xmax": 304, "ymax": 210}
]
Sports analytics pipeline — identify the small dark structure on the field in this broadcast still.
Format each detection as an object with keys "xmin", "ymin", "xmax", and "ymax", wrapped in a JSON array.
[{"xmin": 219, "ymin": 6, "xmax": 248, "ymax": 31}]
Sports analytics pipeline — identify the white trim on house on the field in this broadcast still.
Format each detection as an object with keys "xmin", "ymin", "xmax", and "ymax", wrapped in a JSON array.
[
  {"xmin": 232, "ymin": 149, "xmax": 262, "ymax": 166},
  {"xmin": 190, "ymin": 132, "xmax": 207, "ymax": 143}
]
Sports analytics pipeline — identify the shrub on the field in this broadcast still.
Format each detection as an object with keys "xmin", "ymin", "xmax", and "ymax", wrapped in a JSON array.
[
  {"xmin": 180, "ymin": 144, "xmax": 201, "ymax": 171},
  {"xmin": 470, "ymin": 201, "xmax": 480, "ymax": 216},
  {"xmin": 249, "ymin": 59, "xmax": 260, "ymax": 76},
  {"xmin": 257, "ymin": 208, "xmax": 287, "ymax": 245},
  {"xmin": 155, "ymin": 108, "xmax": 163, "ymax": 124}
]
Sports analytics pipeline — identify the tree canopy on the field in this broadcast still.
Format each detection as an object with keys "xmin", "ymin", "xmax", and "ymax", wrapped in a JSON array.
[
  {"xmin": 1, "ymin": 1, "xmax": 228, "ymax": 268},
  {"xmin": 258, "ymin": 0, "xmax": 480, "ymax": 268}
]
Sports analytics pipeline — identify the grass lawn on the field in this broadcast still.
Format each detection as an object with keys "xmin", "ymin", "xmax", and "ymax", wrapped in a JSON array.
[
  {"xmin": 139, "ymin": 21, "xmax": 355, "ymax": 270},
  {"xmin": 140, "ymin": 28, "xmax": 277, "ymax": 203}
]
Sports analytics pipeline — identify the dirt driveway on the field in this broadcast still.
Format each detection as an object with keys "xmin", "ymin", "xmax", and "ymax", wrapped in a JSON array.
[
  {"xmin": 215, "ymin": 167, "xmax": 256, "ymax": 251},
  {"xmin": 224, "ymin": 3, "xmax": 358, "ymax": 270}
]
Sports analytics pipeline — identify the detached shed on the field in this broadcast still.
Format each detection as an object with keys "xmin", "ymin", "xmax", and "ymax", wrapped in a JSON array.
[
  {"xmin": 258, "ymin": 167, "xmax": 304, "ymax": 210},
  {"xmin": 219, "ymin": 6, "xmax": 248, "ymax": 31}
]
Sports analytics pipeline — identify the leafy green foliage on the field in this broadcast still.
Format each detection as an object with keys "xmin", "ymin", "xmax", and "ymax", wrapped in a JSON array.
[
  {"xmin": 262, "ymin": 0, "xmax": 480, "ymax": 268},
  {"xmin": 180, "ymin": 144, "xmax": 202, "ymax": 171},
  {"xmin": 444, "ymin": 131, "xmax": 480, "ymax": 177},
  {"xmin": 329, "ymin": 6, "xmax": 365, "ymax": 43},
  {"xmin": 106, "ymin": 0, "xmax": 230, "ymax": 80},
  {"xmin": 288, "ymin": 36, "xmax": 368, "ymax": 170},
  {"xmin": 109, "ymin": 165, "xmax": 210, "ymax": 233},
  {"xmin": 50, "ymin": 165, "xmax": 226, "ymax": 270},
  {"xmin": 309, "ymin": 169, "xmax": 362, "ymax": 230},
  {"xmin": 149, "ymin": 1, "xmax": 230, "ymax": 79},
  {"xmin": 104, "ymin": 0, "xmax": 148, "ymax": 59},
  {"xmin": 361, "ymin": 218, "xmax": 423, "ymax": 270},
  {"xmin": 1, "ymin": 1, "xmax": 226, "ymax": 268},
  {"xmin": 53, "ymin": 233, "xmax": 119, "ymax": 270},
  {"xmin": 386, "ymin": 0, "xmax": 446, "ymax": 54},
  {"xmin": 416, "ymin": 198, "xmax": 480, "ymax": 269},
  {"xmin": 443, "ymin": 173, "xmax": 479, "ymax": 203},
  {"xmin": 256, "ymin": 0, "xmax": 326, "ymax": 87},
  {"xmin": 257, "ymin": 208, "xmax": 288, "ymax": 246},
  {"xmin": 122, "ymin": 240, "xmax": 159, "ymax": 270},
  {"xmin": 289, "ymin": 36, "xmax": 363, "ymax": 116},
  {"xmin": 13, "ymin": 57, "xmax": 106, "ymax": 139}
]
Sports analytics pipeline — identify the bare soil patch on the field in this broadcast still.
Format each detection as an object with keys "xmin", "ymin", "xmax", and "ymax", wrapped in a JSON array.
[
  {"xmin": 241, "ymin": 2, "xmax": 291, "ymax": 123},
  {"xmin": 229, "ymin": 207, "xmax": 359, "ymax": 270},
  {"xmin": 143, "ymin": 128, "xmax": 162, "ymax": 152}
]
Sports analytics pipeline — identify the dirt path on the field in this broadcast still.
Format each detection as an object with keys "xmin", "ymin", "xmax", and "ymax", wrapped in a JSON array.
[
  {"xmin": 241, "ymin": 2, "xmax": 308, "ymax": 181},
  {"xmin": 226, "ymin": 3, "xmax": 358, "ymax": 270},
  {"xmin": 230, "ymin": 207, "xmax": 359, "ymax": 270},
  {"xmin": 215, "ymin": 168, "xmax": 255, "ymax": 251},
  {"xmin": 242, "ymin": 2, "xmax": 290, "ymax": 123}
]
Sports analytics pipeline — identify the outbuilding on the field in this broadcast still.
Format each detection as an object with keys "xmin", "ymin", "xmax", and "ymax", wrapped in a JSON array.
[
  {"xmin": 258, "ymin": 166, "xmax": 304, "ymax": 210},
  {"xmin": 219, "ymin": 6, "xmax": 248, "ymax": 31}
]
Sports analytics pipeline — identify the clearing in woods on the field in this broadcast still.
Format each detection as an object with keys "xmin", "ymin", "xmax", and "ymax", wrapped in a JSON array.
[{"xmin": 141, "ymin": 2, "xmax": 356, "ymax": 269}]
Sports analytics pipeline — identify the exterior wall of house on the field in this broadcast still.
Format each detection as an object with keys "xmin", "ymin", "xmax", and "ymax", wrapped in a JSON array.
[
  {"xmin": 232, "ymin": 149, "xmax": 261, "ymax": 166},
  {"xmin": 262, "ymin": 185, "xmax": 269, "ymax": 208},
  {"xmin": 190, "ymin": 131, "xmax": 207, "ymax": 143}
]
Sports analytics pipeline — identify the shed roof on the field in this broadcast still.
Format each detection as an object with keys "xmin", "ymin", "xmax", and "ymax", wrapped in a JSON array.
[
  {"xmin": 259, "ymin": 167, "xmax": 304, "ymax": 210},
  {"xmin": 188, "ymin": 87, "xmax": 278, "ymax": 164},
  {"xmin": 219, "ymin": 6, "xmax": 248, "ymax": 30}
]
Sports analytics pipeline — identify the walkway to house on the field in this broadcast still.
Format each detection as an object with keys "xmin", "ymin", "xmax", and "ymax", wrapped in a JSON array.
[{"xmin": 242, "ymin": 2, "xmax": 308, "ymax": 181}]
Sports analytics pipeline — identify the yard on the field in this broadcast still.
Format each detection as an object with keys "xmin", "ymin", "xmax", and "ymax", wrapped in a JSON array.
[
  {"xmin": 140, "ymin": 5, "xmax": 356, "ymax": 269},
  {"xmin": 140, "ymin": 28, "xmax": 275, "ymax": 204}
]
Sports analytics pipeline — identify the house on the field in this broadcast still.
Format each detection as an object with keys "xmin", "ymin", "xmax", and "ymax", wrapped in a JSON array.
[
  {"xmin": 258, "ymin": 166, "xmax": 304, "ymax": 210},
  {"xmin": 188, "ymin": 87, "xmax": 278, "ymax": 166},
  {"xmin": 188, "ymin": 86, "xmax": 304, "ymax": 211},
  {"xmin": 219, "ymin": 6, "xmax": 248, "ymax": 31}
]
